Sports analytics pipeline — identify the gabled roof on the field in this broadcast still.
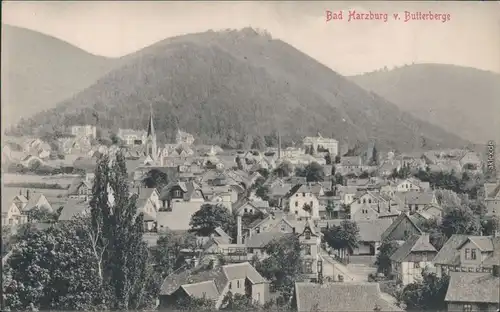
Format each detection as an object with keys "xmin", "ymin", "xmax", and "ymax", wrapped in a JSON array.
[
  {"xmin": 180, "ymin": 281, "xmax": 219, "ymax": 300},
  {"xmin": 484, "ymin": 182, "xmax": 500, "ymax": 199},
  {"xmin": 159, "ymin": 262, "xmax": 267, "ymax": 297},
  {"xmin": 294, "ymin": 282, "xmax": 402, "ymax": 312},
  {"xmin": 58, "ymin": 200, "xmax": 89, "ymax": 221},
  {"xmin": 381, "ymin": 213, "xmax": 422, "ymax": 241},
  {"xmin": 67, "ymin": 179, "xmax": 92, "ymax": 195},
  {"xmin": 397, "ymin": 191, "xmax": 435, "ymax": 205},
  {"xmin": 457, "ymin": 236, "xmax": 494, "ymax": 252},
  {"xmin": 318, "ymin": 219, "xmax": 392, "ymax": 242},
  {"xmin": 23, "ymin": 193, "xmax": 46, "ymax": 212},
  {"xmin": 431, "ymin": 234, "xmax": 469, "ymax": 265},
  {"xmin": 445, "ymin": 272, "xmax": 499, "ymax": 303},
  {"xmin": 390, "ymin": 234, "xmax": 437, "ymax": 262},
  {"xmin": 245, "ymin": 232, "xmax": 292, "ymax": 248}
]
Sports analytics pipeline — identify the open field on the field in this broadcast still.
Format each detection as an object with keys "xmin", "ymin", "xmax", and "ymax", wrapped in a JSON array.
[{"xmin": 2, "ymin": 173, "xmax": 78, "ymax": 187}]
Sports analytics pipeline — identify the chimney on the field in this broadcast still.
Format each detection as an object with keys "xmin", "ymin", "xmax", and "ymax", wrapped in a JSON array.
[
  {"xmin": 493, "ymin": 265, "xmax": 499, "ymax": 277},
  {"xmin": 237, "ymin": 215, "xmax": 243, "ymax": 244}
]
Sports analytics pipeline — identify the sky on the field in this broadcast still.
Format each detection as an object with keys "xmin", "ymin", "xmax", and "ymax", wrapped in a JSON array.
[{"xmin": 2, "ymin": 1, "xmax": 500, "ymax": 75}]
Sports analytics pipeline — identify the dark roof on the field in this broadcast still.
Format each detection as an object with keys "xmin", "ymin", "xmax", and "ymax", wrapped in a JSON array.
[
  {"xmin": 400, "ymin": 191, "xmax": 435, "ymax": 205},
  {"xmin": 159, "ymin": 262, "xmax": 267, "ymax": 296},
  {"xmin": 318, "ymin": 219, "xmax": 392, "ymax": 242},
  {"xmin": 390, "ymin": 234, "xmax": 437, "ymax": 262},
  {"xmin": 381, "ymin": 213, "xmax": 422, "ymax": 241},
  {"xmin": 457, "ymin": 236, "xmax": 494, "ymax": 252},
  {"xmin": 294, "ymin": 282, "xmax": 402, "ymax": 312},
  {"xmin": 431, "ymin": 234, "xmax": 469, "ymax": 265},
  {"xmin": 245, "ymin": 232, "xmax": 292, "ymax": 248},
  {"xmin": 445, "ymin": 272, "xmax": 499, "ymax": 303},
  {"xmin": 58, "ymin": 200, "xmax": 89, "ymax": 221}
]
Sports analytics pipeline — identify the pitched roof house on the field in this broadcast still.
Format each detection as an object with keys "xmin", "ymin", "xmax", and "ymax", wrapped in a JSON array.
[
  {"xmin": 159, "ymin": 262, "xmax": 269, "ymax": 309},
  {"xmin": 381, "ymin": 213, "xmax": 422, "ymax": 242},
  {"xmin": 432, "ymin": 235, "xmax": 500, "ymax": 277},
  {"xmin": 484, "ymin": 182, "xmax": 500, "ymax": 218},
  {"xmin": 445, "ymin": 271, "xmax": 500, "ymax": 312},
  {"xmin": 293, "ymin": 282, "xmax": 402, "ymax": 312},
  {"xmin": 390, "ymin": 234, "xmax": 438, "ymax": 285}
]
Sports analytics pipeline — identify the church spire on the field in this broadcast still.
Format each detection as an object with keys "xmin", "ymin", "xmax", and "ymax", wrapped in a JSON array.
[{"xmin": 147, "ymin": 103, "xmax": 155, "ymax": 137}]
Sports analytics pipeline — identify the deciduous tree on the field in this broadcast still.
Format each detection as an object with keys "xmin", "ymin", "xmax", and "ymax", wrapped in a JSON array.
[
  {"xmin": 440, "ymin": 206, "xmax": 481, "ymax": 238},
  {"xmin": 375, "ymin": 240, "xmax": 400, "ymax": 276},
  {"xmin": 189, "ymin": 203, "xmax": 235, "ymax": 237}
]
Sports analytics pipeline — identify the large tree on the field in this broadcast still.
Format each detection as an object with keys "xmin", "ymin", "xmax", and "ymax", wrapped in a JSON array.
[
  {"xmin": 397, "ymin": 272, "xmax": 449, "ymax": 311},
  {"xmin": 153, "ymin": 231, "xmax": 198, "ymax": 278},
  {"xmin": 88, "ymin": 153, "xmax": 152, "ymax": 310},
  {"xmin": 2, "ymin": 224, "xmax": 104, "ymax": 311},
  {"xmin": 440, "ymin": 206, "xmax": 481, "ymax": 238},
  {"xmin": 189, "ymin": 203, "xmax": 235, "ymax": 237},
  {"xmin": 375, "ymin": 240, "xmax": 400, "ymax": 276},
  {"xmin": 142, "ymin": 168, "xmax": 169, "ymax": 190},
  {"xmin": 323, "ymin": 220, "xmax": 360, "ymax": 258},
  {"xmin": 254, "ymin": 235, "xmax": 302, "ymax": 300},
  {"xmin": 274, "ymin": 161, "xmax": 293, "ymax": 178}
]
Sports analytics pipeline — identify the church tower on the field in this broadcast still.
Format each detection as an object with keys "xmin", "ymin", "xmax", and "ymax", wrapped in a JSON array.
[{"xmin": 144, "ymin": 104, "xmax": 157, "ymax": 161}]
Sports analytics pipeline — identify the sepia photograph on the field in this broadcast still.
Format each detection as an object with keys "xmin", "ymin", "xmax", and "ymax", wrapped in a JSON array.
[{"xmin": 1, "ymin": 1, "xmax": 500, "ymax": 311}]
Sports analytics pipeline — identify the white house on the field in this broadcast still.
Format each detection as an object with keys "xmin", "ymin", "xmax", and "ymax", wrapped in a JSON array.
[
  {"xmin": 287, "ymin": 184, "xmax": 324, "ymax": 220},
  {"xmin": 484, "ymin": 182, "xmax": 500, "ymax": 218},
  {"xmin": 391, "ymin": 234, "xmax": 438, "ymax": 285}
]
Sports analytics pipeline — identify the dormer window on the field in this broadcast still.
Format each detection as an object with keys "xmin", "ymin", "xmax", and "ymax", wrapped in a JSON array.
[
  {"xmin": 305, "ymin": 231, "xmax": 311, "ymax": 240},
  {"xmin": 173, "ymin": 190, "xmax": 182, "ymax": 198}
]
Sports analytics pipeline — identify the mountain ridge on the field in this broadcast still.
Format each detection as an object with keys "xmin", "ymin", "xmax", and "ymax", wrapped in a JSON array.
[
  {"xmin": 11, "ymin": 28, "xmax": 471, "ymax": 153},
  {"xmin": 350, "ymin": 63, "xmax": 500, "ymax": 144},
  {"xmin": 1, "ymin": 24, "xmax": 120, "ymax": 130}
]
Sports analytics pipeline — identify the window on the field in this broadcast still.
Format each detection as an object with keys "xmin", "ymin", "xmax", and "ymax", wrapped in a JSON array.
[
  {"xmin": 414, "ymin": 262, "xmax": 420, "ymax": 268},
  {"xmin": 358, "ymin": 200, "xmax": 361, "ymax": 204},
  {"xmin": 229, "ymin": 282, "xmax": 232, "ymax": 289},
  {"xmin": 463, "ymin": 304, "xmax": 472, "ymax": 312},
  {"xmin": 465, "ymin": 248, "xmax": 471, "ymax": 260},
  {"xmin": 244, "ymin": 208, "xmax": 248, "ymax": 213},
  {"xmin": 304, "ymin": 245, "xmax": 312, "ymax": 255},
  {"xmin": 296, "ymin": 194, "xmax": 299, "ymax": 197},
  {"xmin": 310, "ymin": 201, "xmax": 313, "ymax": 207},
  {"xmin": 257, "ymin": 293, "xmax": 260, "ymax": 301},
  {"xmin": 173, "ymin": 190, "xmax": 182, "ymax": 198},
  {"xmin": 415, "ymin": 205, "xmax": 419, "ymax": 211},
  {"xmin": 281, "ymin": 224, "xmax": 286, "ymax": 232},
  {"xmin": 295, "ymin": 202, "xmax": 298, "ymax": 207},
  {"xmin": 295, "ymin": 210, "xmax": 298, "ymax": 215},
  {"xmin": 302, "ymin": 193, "xmax": 306, "ymax": 197},
  {"xmin": 256, "ymin": 227, "xmax": 260, "ymax": 234},
  {"xmin": 237, "ymin": 280, "xmax": 240, "ymax": 288},
  {"xmin": 471, "ymin": 248, "xmax": 477, "ymax": 260},
  {"xmin": 363, "ymin": 199, "xmax": 366, "ymax": 204},
  {"xmin": 305, "ymin": 231, "xmax": 311, "ymax": 240}
]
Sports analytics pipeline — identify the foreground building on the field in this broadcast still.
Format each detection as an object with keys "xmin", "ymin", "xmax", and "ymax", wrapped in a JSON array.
[{"xmin": 159, "ymin": 262, "xmax": 269, "ymax": 309}]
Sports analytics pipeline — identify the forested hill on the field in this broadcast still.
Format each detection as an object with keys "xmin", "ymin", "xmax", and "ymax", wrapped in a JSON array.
[
  {"xmin": 13, "ymin": 28, "xmax": 469, "ymax": 152},
  {"xmin": 1, "ymin": 24, "xmax": 119, "ymax": 131},
  {"xmin": 350, "ymin": 64, "xmax": 500, "ymax": 145}
]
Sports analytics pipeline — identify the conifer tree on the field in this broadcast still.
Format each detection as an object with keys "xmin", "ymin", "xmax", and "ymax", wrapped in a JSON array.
[{"xmin": 89, "ymin": 152, "xmax": 150, "ymax": 310}]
